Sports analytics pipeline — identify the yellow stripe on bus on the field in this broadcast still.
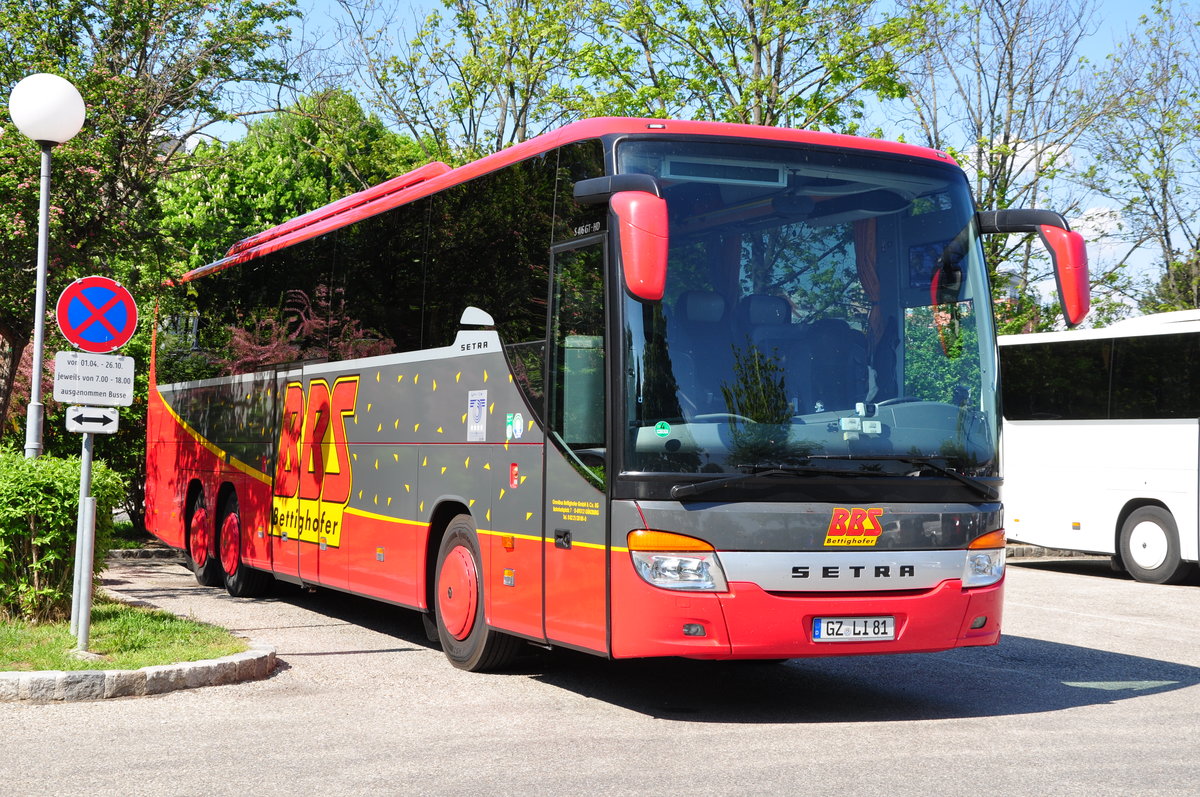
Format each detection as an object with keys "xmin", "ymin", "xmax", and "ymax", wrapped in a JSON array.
[{"xmin": 157, "ymin": 394, "xmax": 271, "ymax": 486}]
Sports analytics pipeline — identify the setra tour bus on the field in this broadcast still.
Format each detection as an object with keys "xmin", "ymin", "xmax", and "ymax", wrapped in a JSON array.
[
  {"xmin": 145, "ymin": 117, "xmax": 1090, "ymax": 670},
  {"xmin": 999, "ymin": 311, "xmax": 1200, "ymax": 584}
]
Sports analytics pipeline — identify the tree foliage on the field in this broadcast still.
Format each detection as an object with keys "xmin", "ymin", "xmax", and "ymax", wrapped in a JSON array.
[
  {"xmin": 0, "ymin": 0, "xmax": 299, "ymax": 443},
  {"xmin": 572, "ymin": 0, "xmax": 925, "ymax": 132},
  {"xmin": 899, "ymin": 0, "xmax": 1112, "ymax": 332},
  {"xmin": 336, "ymin": 0, "xmax": 586, "ymax": 161},
  {"xmin": 1077, "ymin": 0, "xmax": 1200, "ymax": 314},
  {"xmin": 0, "ymin": 450, "xmax": 124, "ymax": 622},
  {"xmin": 159, "ymin": 89, "xmax": 425, "ymax": 272}
]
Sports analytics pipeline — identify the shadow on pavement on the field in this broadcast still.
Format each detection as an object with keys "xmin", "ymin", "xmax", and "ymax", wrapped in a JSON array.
[
  {"xmin": 1011, "ymin": 557, "xmax": 1200, "ymax": 586},
  {"xmin": 525, "ymin": 637, "xmax": 1200, "ymax": 723},
  {"xmin": 104, "ymin": 559, "xmax": 1200, "ymax": 723}
]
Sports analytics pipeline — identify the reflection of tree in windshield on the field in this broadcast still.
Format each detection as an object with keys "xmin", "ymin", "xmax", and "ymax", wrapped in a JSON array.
[
  {"xmin": 903, "ymin": 304, "xmax": 980, "ymax": 405},
  {"xmin": 721, "ymin": 342, "xmax": 822, "ymax": 467},
  {"xmin": 741, "ymin": 226, "xmax": 865, "ymax": 324},
  {"xmin": 635, "ymin": 306, "xmax": 703, "ymax": 472}
]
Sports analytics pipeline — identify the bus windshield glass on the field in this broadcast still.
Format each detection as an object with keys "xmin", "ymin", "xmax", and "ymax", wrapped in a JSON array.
[{"xmin": 617, "ymin": 139, "xmax": 998, "ymax": 480}]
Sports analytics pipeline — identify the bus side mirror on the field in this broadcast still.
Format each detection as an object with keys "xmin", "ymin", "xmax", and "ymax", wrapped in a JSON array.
[
  {"xmin": 1039, "ymin": 226, "xmax": 1089, "ymax": 328},
  {"xmin": 977, "ymin": 209, "xmax": 1090, "ymax": 327},
  {"xmin": 611, "ymin": 191, "xmax": 668, "ymax": 302}
]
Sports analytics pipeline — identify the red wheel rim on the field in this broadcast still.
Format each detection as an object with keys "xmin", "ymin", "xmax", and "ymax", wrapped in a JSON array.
[
  {"xmin": 219, "ymin": 512, "xmax": 240, "ymax": 576},
  {"xmin": 189, "ymin": 506, "xmax": 210, "ymax": 566},
  {"xmin": 437, "ymin": 544, "xmax": 478, "ymax": 640}
]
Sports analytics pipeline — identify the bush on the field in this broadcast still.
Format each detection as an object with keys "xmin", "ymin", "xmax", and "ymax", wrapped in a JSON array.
[{"xmin": 0, "ymin": 450, "xmax": 125, "ymax": 622}]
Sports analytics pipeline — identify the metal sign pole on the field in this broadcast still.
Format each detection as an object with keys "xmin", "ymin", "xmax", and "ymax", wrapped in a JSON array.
[
  {"xmin": 76, "ymin": 496, "xmax": 97, "ymax": 652},
  {"xmin": 69, "ymin": 431, "xmax": 95, "ymax": 648}
]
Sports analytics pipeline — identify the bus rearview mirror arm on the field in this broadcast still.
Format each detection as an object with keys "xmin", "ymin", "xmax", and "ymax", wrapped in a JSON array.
[{"xmin": 976, "ymin": 209, "xmax": 1091, "ymax": 328}]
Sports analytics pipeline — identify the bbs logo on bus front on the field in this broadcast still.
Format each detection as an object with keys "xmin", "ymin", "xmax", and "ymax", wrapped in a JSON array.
[
  {"xmin": 824, "ymin": 507, "xmax": 884, "ymax": 547},
  {"xmin": 271, "ymin": 376, "xmax": 360, "ymax": 548}
]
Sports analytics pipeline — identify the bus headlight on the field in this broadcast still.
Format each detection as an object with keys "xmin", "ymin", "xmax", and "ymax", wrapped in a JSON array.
[
  {"xmin": 962, "ymin": 529, "xmax": 1006, "ymax": 588},
  {"xmin": 627, "ymin": 530, "xmax": 728, "ymax": 592}
]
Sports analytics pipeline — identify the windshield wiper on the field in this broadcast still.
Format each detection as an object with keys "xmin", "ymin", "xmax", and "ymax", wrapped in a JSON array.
[
  {"xmin": 669, "ymin": 466, "xmax": 871, "ymax": 500},
  {"xmin": 804, "ymin": 454, "xmax": 998, "ymax": 500}
]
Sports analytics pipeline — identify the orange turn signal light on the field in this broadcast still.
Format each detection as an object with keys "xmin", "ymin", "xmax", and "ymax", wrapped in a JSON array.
[
  {"xmin": 968, "ymin": 529, "xmax": 1006, "ymax": 549},
  {"xmin": 627, "ymin": 530, "xmax": 714, "ymax": 552}
]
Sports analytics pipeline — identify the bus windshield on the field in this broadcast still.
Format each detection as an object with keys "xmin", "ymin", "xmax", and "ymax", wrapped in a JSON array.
[{"xmin": 617, "ymin": 139, "xmax": 998, "ymax": 480}]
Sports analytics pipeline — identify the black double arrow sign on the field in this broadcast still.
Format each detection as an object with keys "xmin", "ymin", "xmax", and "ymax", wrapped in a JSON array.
[{"xmin": 67, "ymin": 406, "xmax": 119, "ymax": 433}]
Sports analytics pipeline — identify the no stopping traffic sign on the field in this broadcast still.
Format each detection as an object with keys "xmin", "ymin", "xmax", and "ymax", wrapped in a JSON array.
[{"xmin": 56, "ymin": 276, "xmax": 138, "ymax": 353}]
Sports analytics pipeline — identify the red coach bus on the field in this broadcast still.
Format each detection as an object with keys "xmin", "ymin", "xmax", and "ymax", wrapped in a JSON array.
[{"xmin": 145, "ymin": 118, "xmax": 1089, "ymax": 670}]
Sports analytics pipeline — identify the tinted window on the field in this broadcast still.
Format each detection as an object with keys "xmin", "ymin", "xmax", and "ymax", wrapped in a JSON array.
[
  {"xmin": 1000, "ymin": 339, "xmax": 1111, "ymax": 420},
  {"xmin": 1111, "ymin": 333, "xmax": 1200, "ymax": 418}
]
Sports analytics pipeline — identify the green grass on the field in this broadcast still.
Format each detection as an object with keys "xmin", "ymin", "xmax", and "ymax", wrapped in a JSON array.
[
  {"xmin": 0, "ymin": 594, "xmax": 247, "ymax": 671},
  {"xmin": 109, "ymin": 520, "xmax": 154, "ymax": 550}
]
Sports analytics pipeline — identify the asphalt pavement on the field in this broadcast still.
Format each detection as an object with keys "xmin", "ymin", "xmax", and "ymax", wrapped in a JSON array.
[{"xmin": 0, "ymin": 555, "xmax": 1197, "ymax": 796}]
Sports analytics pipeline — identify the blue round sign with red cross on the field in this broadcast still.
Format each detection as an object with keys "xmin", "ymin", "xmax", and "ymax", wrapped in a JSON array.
[{"xmin": 55, "ymin": 276, "xmax": 138, "ymax": 353}]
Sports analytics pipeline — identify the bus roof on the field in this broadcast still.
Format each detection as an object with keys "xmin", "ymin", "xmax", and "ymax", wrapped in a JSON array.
[
  {"xmin": 998, "ymin": 310, "xmax": 1200, "ymax": 346},
  {"xmin": 180, "ymin": 117, "xmax": 955, "ymax": 284}
]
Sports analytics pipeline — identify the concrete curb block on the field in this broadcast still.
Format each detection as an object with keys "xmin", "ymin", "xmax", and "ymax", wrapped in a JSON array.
[
  {"xmin": 1006, "ymin": 544, "xmax": 1106, "ymax": 559},
  {"xmin": 0, "ymin": 583, "xmax": 276, "ymax": 704},
  {"xmin": 0, "ymin": 640, "xmax": 276, "ymax": 704}
]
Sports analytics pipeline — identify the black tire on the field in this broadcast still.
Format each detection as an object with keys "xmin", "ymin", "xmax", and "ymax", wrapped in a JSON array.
[
  {"xmin": 433, "ymin": 514, "xmax": 522, "ymax": 672},
  {"xmin": 1119, "ymin": 506, "xmax": 1192, "ymax": 585},
  {"xmin": 218, "ymin": 492, "xmax": 273, "ymax": 598},
  {"xmin": 186, "ymin": 489, "xmax": 223, "ymax": 587}
]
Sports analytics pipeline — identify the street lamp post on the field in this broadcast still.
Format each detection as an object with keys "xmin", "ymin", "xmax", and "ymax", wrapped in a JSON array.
[{"xmin": 8, "ymin": 73, "xmax": 86, "ymax": 459}]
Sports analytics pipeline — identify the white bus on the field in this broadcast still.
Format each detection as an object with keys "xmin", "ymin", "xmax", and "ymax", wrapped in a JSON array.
[{"xmin": 999, "ymin": 310, "xmax": 1200, "ymax": 583}]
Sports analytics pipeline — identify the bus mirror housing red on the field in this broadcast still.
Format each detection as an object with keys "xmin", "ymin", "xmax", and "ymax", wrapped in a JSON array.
[
  {"xmin": 977, "ymin": 209, "xmax": 1091, "ymax": 327},
  {"xmin": 611, "ymin": 191, "xmax": 668, "ymax": 301},
  {"xmin": 574, "ymin": 175, "xmax": 669, "ymax": 302},
  {"xmin": 1038, "ymin": 226, "xmax": 1089, "ymax": 328}
]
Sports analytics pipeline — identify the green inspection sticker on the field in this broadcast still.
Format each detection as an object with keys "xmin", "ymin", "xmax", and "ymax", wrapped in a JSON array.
[{"xmin": 654, "ymin": 421, "xmax": 671, "ymax": 438}]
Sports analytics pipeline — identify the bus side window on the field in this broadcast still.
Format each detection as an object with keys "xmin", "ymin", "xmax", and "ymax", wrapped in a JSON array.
[{"xmin": 549, "ymin": 241, "xmax": 607, "ymax": 482}]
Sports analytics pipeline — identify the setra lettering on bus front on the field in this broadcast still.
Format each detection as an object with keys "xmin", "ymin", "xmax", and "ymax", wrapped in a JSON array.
[{"xmin": 792, "ymin": 564, "xmax": 916, "ymax": 579}]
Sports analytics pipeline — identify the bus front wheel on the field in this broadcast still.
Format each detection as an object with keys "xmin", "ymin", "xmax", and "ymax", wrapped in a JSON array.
[
  {"xmin": 1119, "ymin": 506, "xmax": 1191, "ymax": 585},
  {"xmin": 433, "ymin": 515, "xmax": 521, "ymax": 672}
]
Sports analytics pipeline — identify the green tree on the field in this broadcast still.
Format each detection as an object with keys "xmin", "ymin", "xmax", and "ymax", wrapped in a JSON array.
[
  {"xmin": 0, "ymin": 0, "xmax": 299, "ymax": 443},
  {"xmin": 159, "ymin": 89, "xmax": 426, "ymax": 272},
  {"xmin": 336, "ymin": 0, "xmax": 587, "ymax": 161},
  {"xmin": 572, "ymin": 0, "xmax": 926, "ymax": 132},
  {"xmin": 1077, "ymin": 0, "xmax": 1200, "ymax": 314},
  {"xmin": 898, "ymin": 0, "xmax": 1113, "ymax": 332}
]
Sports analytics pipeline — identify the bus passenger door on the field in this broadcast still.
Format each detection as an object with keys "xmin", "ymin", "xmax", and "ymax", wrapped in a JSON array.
[
  {"xmin": 543, "ymin": 239, "xmax": 610, "ymax": 653},
  {"xmin": 270, "ymin": 368, "xmax": 304, "ymax": 580}
]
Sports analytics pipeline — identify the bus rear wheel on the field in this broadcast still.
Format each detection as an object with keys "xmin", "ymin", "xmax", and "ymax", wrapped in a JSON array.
[
  {"xmin": 187, "ymin": 490, "xmax": 223, "ymax": 587},
  {"xmin": 1119, "ymin": 506, "xmax": 1191, "ymax": 585},
  {"xmin": 218, "ymin": 492, "xmax": 273, "ymax": 598},
  {"xmin": 433, "ymin": 515, "xmax": 521, "ymax": 672}
]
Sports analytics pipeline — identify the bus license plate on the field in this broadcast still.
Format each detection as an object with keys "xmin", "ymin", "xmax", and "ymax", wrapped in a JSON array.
[{"xmin": 812, "ymin": 616, "xmax": 895, "ymax": 642}]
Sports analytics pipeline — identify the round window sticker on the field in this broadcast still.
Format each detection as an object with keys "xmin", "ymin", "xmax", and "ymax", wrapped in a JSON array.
[{"xmin": 654, "ymin": 421, "xmax": 671, "ymax": 438}]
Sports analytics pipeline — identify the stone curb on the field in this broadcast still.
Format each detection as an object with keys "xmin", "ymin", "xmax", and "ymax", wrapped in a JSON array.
[
  {"xmin": 1006, "ymin": 544, "xmax": 1106, "ymax": 559},
  {"xmin": 0, "ymin": 584, "xmax": 276, "ymax": 704},
  {"xmin": 107, "ymin": 546, "xmax": 186, "ymax": 561}
]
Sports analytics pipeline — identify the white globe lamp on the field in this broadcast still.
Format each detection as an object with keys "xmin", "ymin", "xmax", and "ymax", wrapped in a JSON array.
[
  {"xmin": 8, "ymin": 73, "xmax": 86, "ymax": 458},
  {"xmin": 9, "ymin": 73, "xmax": 85, "ymax": 144}
]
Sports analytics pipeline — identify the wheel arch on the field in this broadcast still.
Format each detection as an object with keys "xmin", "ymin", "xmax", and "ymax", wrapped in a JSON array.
[
  {"xmin": 424, "ymin": 499, "xmax": 473, "ymax": 611},
  {"xmin": 184, "ymin": 478, "xmax": 207, "ymax": 550},
  {"xmin": 215, "ymin": 480, "xmax": 238, "ymax": 520}
]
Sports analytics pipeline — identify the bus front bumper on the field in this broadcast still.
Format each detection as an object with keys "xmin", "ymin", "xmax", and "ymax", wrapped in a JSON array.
[{"xmin": 609, "ymin": 568, "xmax": 1003, "ymax": 659}]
